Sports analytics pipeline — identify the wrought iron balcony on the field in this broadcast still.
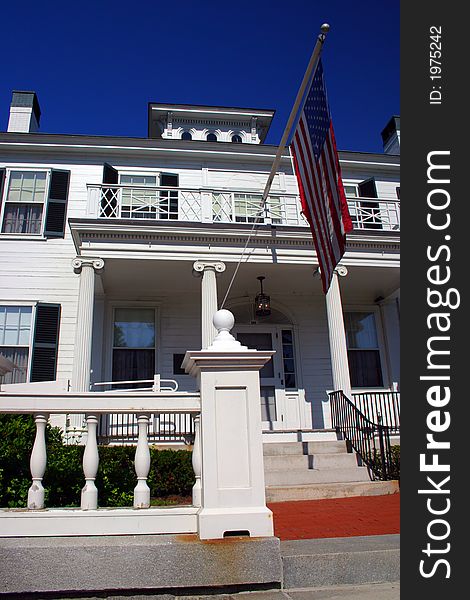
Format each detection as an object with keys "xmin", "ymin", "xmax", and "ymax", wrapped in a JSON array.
[{"xmin": 86, "ymin": 184, "xmax": 400, "ymax": 232}]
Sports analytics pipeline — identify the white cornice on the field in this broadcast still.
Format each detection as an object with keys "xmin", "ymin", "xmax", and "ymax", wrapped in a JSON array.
[{"xmin": 68, "ymin": 219, "xmax": 400, "ymax": 266}]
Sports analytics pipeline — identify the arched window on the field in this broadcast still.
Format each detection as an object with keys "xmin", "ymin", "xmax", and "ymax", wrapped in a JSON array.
[
  {"xmin": 181, "ymin": 131, "xmax": 192, "ymax": 141},
  {"xmin": 206, "ymin": 132, "xmax": 217, "ymax": 142},
  {"xmin": 231, "ymin": 134, "xmax": 242, "ymax": 144}
]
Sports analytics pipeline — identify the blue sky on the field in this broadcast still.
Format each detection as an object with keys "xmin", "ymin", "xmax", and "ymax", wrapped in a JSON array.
[{"xmin": 1, "ymin": 0, "xmax": 399, "ymax": 153}]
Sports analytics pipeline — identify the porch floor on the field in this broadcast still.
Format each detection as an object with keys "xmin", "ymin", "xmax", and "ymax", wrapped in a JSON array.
[{"xmin": 268, "ymin": 492, "xmax": 400, "ymax": 541}]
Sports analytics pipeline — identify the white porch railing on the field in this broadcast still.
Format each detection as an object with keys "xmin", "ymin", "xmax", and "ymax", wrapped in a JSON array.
[
  {"xmin": 0, "ymin": 310, "xmax": 276, "ymax": 540},
  {"xmin": 86, "ymin": 184, "xmax": 401, "ymax": 231},
  {"xmin": 347, "ymin": 197, "xmax": 400, "ymax": 231},
  {"xmin": 0, "ymin": 391, "xmax": 201, "ymax": 537},
  {"xmin": 90, "ymin": 376, "xmax": 195, "ymax": 444}
]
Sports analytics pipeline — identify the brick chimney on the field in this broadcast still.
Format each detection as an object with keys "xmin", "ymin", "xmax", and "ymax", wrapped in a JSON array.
[
  {"xmin": 7, "ymin": 91, "xmax": 41, "ymax": 133},
  {"xmin": 381, "ymin": 116, "xmax": 400, "ymax": 155}
]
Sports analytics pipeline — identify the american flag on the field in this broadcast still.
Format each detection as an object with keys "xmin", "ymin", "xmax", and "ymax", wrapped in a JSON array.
[{"xmin": 291, "ymin": 59, "xmax": 353, "ymax": 293}]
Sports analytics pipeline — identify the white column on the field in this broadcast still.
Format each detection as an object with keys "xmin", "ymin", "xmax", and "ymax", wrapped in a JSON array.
[
  {"xmin": 183, "ymin": 309, "xmax": 274, "ymax": 540},
  {"xmin": 325, "ymin": 266, "xmax": 352, "ymax": 399},
  {"xmin": 71, "ymin": 258, "xmax": 105, "ymax": 392},
  {"xmin": 69, "ymin": 258, "xmax": 104, "ymax": 435},
  {"xmin": 193, "ymin": 261, "xmax": 226, "ymax": 349}
]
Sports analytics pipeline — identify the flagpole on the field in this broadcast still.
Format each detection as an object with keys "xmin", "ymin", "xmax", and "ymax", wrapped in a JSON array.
[
  {"xmin": 220, "ymin": 24, "xmax": 330, "ymax": 308},
  {"xmin": 261, "ymin": 23, "xmax": 330, "ymax": 203}
]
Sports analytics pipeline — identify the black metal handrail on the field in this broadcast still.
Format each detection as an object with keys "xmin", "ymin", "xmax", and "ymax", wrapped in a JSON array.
[
  {"xmin": 329, "ymin": 390, "xmax": 398, "ymax": 481},
  {"xmin": 352, "ymin": 391, "xmax": 400, "ymax": 433},
  {"xmin": 97, "ymin": 412, "xmax": 195, "ymax": 445}
]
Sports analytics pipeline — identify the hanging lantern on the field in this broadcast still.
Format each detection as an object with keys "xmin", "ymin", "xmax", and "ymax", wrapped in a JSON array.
[{"xmin": 255, "ymin": 276, "xmax": 271, "ymax": 317}]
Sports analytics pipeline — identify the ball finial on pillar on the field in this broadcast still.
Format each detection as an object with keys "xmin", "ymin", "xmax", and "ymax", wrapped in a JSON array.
[
  {"xmin": 208, "ymin": 309, "xmax": 247, "ymax": 351},
  {"xmin": 213, "ymin": 309, "xmax": 235, "ymax": 333}
]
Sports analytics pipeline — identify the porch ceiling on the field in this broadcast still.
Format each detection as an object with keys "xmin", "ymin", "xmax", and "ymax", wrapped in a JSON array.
[{"xmin": 99, "ymin": 259, "xmax": 399, "ymax": 303}]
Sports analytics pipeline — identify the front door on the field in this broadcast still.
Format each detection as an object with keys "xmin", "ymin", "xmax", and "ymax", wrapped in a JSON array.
[{"xmin": 236, "ymin": 329, "xmax": 284, "ymax": 431}]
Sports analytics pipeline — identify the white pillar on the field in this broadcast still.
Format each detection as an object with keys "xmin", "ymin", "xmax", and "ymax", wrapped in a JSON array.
[
  {"xmin": 71, "ymin": 258, "xmax": 105, "ymax": 392},
  {"xmin": 325, "ymin": 266, "xmax": 352, "ymax": 399},
  {"xmin": 69, "ymin": 258, "xmax": 104, "ymax": 435},
  {"xmin": 183, "ymin": 309, "xmax": 274, "ymax": 540},
  {"xmin": 193, "ymin": 261, "xmax": 226, "ymax": 349}
]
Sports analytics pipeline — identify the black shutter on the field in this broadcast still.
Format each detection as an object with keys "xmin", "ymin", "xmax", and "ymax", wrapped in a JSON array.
[
  {"xmin": 103, "ymin": 163, "xmax": 119, "ymax": 184},
  {"xmin": 358, "ymin": 177, "xmax": 382, "ymax": 230},
  {"xmin": 358, "ymin": 178, "xmax": 378, "ymax": 198},
  {"xmin": 30, "ymin": 304, "xmax": 61, "ymax": 382},
  {"xmin": 0, "ymin": 169, "xmax": 5, "ymax": 216},
  {"xmin": 45, "ymin": 170, "xmax": 70, "ymax": 238},
  {"xmin": 161, "ymin": 173, "xmax": 179, "ymax": 220},
  {"xmin": 102, "ymin": 163, "xmax": 119, "ymax": 217}
]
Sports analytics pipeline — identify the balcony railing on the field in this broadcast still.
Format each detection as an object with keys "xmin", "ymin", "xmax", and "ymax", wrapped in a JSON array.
[{"xmin": 87, "ymin": 184, "xmax": 400, "ymax": 232}]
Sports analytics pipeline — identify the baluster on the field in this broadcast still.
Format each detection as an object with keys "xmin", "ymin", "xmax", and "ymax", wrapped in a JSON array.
[
  {"xmin": 192, "ymin": 415, "xmax": 202, "ymax": 507},
  {"xmin": 81, "ymin": 413, "xmax": 99, "ymax": 509},
  {"xmin": 134, "ymin": 413, "xmax": 151, "ymax": 508},
  {"xmin": 27, "ymin": 413, "xmax": 49, "ymax": 510}
]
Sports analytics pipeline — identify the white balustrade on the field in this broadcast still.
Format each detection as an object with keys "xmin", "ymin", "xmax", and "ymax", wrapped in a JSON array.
[
  {"xmin": 133, "ymin": 413, "xmax": 151, "ymax": 508},
  {"xmin": 81, "ymin": 413, "xmax": 100, "ymax": 510},
  {"xmin": 86, "ymin": 184, "xmax": 400, "ymax": 231},
  {"xmin": 27, "ymin": 413, "xmax": 48, "ymax": 510},
  {"xmin": 191, "ymin": 415, "xmax": 202, "ymax": 508}
]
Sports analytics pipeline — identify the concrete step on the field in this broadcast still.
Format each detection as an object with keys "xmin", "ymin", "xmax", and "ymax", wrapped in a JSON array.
[
  {"xmin": 265, "ymin": 466, "xmax": 370, "ymax": 487},
  {"xmin": 264, "ymin": 452, "xmax": 358, "ymax": 472},
  {"xmin": 266, "ymin": 480, "xmax": 399, "ymax": 502},
  {"xmin": 309, "ymin": 452, "xmax": 359, "ymax": 470},
  {"xmin": 306, "ymin": 440, "xmax": 349, "ymax": 454},
  {"xmin": 263, "ymin": 442, "xmax": 305, "ymax": 456},
  {"xmin": 264, "ymin": 454, "xmax": 309, "ymax": 470},
  {"xmin": 281, "ymin": 534, "xmax": 400, "ymax": 589},
  {"xmin": 263, "ymin": 441, "xmax": 348, "ymax": 457}
]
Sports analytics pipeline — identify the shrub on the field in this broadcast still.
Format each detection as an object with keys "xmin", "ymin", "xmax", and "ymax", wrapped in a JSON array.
[
  {"xmin": 369, "ymin": 444, "xmax": 400, "ymax": 481},
  {"xmin": 0, "ymin": 415, "xmax": 195, "ymax": 508}
]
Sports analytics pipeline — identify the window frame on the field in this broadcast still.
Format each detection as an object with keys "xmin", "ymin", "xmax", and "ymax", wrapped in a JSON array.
[
  {"xmin": 104, "ymin": 301, "xmax": 161, "ymax": 386},
  {"xmin": 0, "ymin": 301, "xmax": 37, "ymax": 383},
  {"xmin": 343, "ymin": 306, "xmax": 390, "ymax": 391},
  {"xmin": 0, "ymin": 168, "xmax": 51, "ymax": 237}
]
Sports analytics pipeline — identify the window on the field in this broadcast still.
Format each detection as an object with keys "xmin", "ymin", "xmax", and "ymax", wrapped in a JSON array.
[
  {"xmin": 206, "ymin": 132, "xmax": 217, "ymax": 142},
  {"xmin": 0, "ymin": 169, "xmax": 70, "ymax": 237},
  {"xmin": 181, "ymin": 131, "xmax": 192, "ymax": 141},
  {"xmin": 345, "ymin": 312, "xmax": 383, "ymax": 387},
  {"xmin": 2, "ymin": 171, "xmax": 47, "ymax": 234},
  {"xmin": 231, "ymin": 134, "xmax": 242, "ymax": 143},
  {"xmin": 0, "ymin": 303, "xmax": 60, "ymax": 384},
  {"xmin": 281, "ymin": 329, "xmax": 296, "ymax": 388},
  {"xmin": 119, "ymin": 174, "xmax": 157, "ymax": 219},
  {"xmin": 234, "ymin": 193, "xmax": 263, "ymax": 223},
  {"xmin": 112, "ymin": 308, "xmax": 156, "ymax": 388},
  {"xmin": 117, "ymin": 173, "xmax": 179, "ymax": 220},
  {"xmin": 0, "ymin": 306, "xmax": 32, "ymax": 383}
]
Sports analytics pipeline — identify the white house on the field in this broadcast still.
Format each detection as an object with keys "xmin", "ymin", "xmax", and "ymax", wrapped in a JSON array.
[{"xmin": 0, "ymin": 91, "xmax": 400, "ymax": 444}]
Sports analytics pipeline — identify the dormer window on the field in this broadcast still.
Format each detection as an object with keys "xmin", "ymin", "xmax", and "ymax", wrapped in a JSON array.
[
  {"xmin": 231, "ymin": 134, "xmax": 242, "ymax": 144},
  {"xmin": 181, "ymin": 131, "xmax": 192, "ymax": 141},
  {"xmin": 206, "ymin": 133, "xmax": 218, "ymax": 142}
]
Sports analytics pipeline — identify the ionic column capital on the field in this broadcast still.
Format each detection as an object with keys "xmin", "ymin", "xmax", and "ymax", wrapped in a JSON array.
[
  {"xmin": 193, "ymin": 260, "xmax": 226, "ymax": 275},
  {"xmin": 72, "ymin": 257, "xmax": 105, "ymax": 275}
]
